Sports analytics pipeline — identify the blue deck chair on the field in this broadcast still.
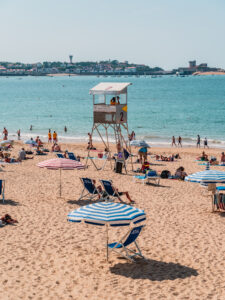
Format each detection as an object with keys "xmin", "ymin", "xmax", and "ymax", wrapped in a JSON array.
[
  {"xmin": 100, "ymin": 180, "xmax": 124, "ymax": 203},
  {"xmin": 133, "ymin": 170, "xmax": 160, "ymax": 185},
  {"xmin": 79, "ymin": 178, "xmax": 103, "ymax": 201},
  {"xmin": 56, "ymin": 153, "xmax": 64, "ymax": 158},
  {"xmin": 0, "ymin": 180, "xmax": 5, "ymax": 203},
  {"xmin": 108, "ymin": 225, "xmax": 145, "ymax": 261},
  {"xmin": 68, "ymin": 152, "xmax": 77, "ymax": 161}
]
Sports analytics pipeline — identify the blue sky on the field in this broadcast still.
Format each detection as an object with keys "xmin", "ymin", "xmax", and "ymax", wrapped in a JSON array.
[{"xmin": 0, "ymin": 0, "xmax": 225, "ymax": 69}]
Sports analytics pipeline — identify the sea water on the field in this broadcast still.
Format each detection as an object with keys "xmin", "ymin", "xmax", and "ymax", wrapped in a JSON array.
[{"xmin": 0, "ymin": 75, "xmax": 225, "ymax": 147}]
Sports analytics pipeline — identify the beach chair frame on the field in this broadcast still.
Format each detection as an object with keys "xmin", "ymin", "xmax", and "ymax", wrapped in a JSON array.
[
  {"xmin": 0, "ymin": 179, "xmax": 5, "ymax": 203},
  {"xmin": 108, "ymin": 225, "xmax": 145, "ymax": 262},
  {"xmin": 79, "ymin": 178, "xmax": 103, "ymax": 201},
  {"xmin": 100, "ymin": 180, "xmax": 124, "ymax": 203}
]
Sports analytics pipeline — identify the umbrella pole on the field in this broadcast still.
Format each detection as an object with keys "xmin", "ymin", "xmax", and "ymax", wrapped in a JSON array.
[
  {"xmin": 106, "ymin": 224, "xmax": 109, "ymax": 262},
  {"xmin": 59, "ymin": 168, "xmax": 62, "ymax": 197}
]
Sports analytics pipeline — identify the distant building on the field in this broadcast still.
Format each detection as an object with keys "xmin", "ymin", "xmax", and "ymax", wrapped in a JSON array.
[
  {"xmin": 124, "ymin": 67, "xmax": 136, "ymax": 73},
  {"xmin": 69, "ymin": 55, "xmax": 73, "ymax": 64},
  {"xmin": 189, "ymin": 60, "xmax": 196, "ymax": 68}
]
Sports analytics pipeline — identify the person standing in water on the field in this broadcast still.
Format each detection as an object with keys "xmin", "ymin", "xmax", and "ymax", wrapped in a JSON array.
[
  {"xmin": 172, "ymin": 136, "xmax": 176, "ymax": 147},
  {"xmin": 48, "ymin": 129, "xmax": 52, "ymax": 143},
  {"xmin": 178, "ymin": 136, "xmax": 182, "ymax": 147},
  {"xmin": 64, "ymin": 126, "xmax": 67, "ymax": 133},
  {"xmin": 30, "ymin": 125, "xmax": 33, "ymax": 131},
  {"xmin": 197, "ymin": 135, "xmax": 201, "ymax": 148},
  {"xmin": 2, "ymin": 127, "xmax": 8, "ymax": 140},
  {"xmin": 204, "ymin": 137, "xmax": 209, "ymax": 149},
  {"xmin": 17, "ymin": 129, "xmax": 21, "ymax": 140}
]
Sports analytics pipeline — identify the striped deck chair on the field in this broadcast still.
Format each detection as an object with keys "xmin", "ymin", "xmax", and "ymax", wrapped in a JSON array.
[
  {"xmin": 68, "ymin": 152, "xmax": 77, "ymax": 161},
  {"xmin": 108, "ymin": 225, "xmax": 145, "ymax": 262},
  {"xmin": 79, "ymin": 178, "xmax": 103, "ymax": 201},
  {"xmin": 0, "ymin": 180, "xmax": 5, "ymax": 203},
  {"xmin": 100, "ymin": 180, "xmax": 124, "ymax": 203}
]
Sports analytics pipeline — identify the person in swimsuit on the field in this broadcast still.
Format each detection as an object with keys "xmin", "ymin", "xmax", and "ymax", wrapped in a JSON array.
[
  {"xmin": 53, "ymin": 131, "xmax": 57, "ymax": 143},
  {"xmin": 204, "ymin": 137, "xmax": 209, "ymax": 149},
  {"xmin": 178, "ymin": 136, "xmax": 182, "ymax": 147},
  {"xmin": 197, "ymin": 135, "xmax": 200, "ymax": 148},
  {"xmin": 2, "ymin": 127, "xmax": 8, "ymax": 140},
  {"xmin": 172, "ymin": 136, "xmax": 176, "ymax": 147},
  {"xmin": 17, "ymin": 129, "xmax": 21, "ymax": 140},
  {"xmin": 48, "ymin": 129, "xmax": 52, "ymax": 143}
]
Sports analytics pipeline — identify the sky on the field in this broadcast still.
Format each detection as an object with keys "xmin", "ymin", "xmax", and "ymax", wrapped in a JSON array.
[{"xmin": 0, "ymin": 0, "xmax": 225, "ymax": 70}]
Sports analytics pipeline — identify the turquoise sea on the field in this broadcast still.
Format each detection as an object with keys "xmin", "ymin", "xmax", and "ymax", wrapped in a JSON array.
[{"xmin": 0, "ymin": 75, "xmax": 225, "ymax": 147}]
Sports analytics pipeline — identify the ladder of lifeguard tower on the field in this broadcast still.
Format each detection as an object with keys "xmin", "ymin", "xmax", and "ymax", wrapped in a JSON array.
[{"xmin": 114, "ymin": 124, "xmax": 127, "ymax": 174}]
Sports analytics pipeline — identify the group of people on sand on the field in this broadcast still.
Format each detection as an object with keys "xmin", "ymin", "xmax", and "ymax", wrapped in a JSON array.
[{"xmin": 197, "ymin": 151, "xmax": 225, "ymax": 164}]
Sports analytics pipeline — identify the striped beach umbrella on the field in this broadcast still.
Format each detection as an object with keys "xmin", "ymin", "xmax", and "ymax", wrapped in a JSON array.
[
  {"xmin": 68, "ymin": 202, "xmax": 146, "ymax": 226},
  {"xmin": 68, "ymin": 202, "xmax": 146, "ymax": 260},
  {"xmin": 25, "ymin": 139, "xmax": 37, "ymax": 146},
  {"xmin": 37, "ymin": 158, "xmax": 85, "ymax": 196},
  {"xmin": 185, "ymin": 170, "xmax": 225, "ymax": 184},
  {"xmin": 0, "ymin": 140, "xmax": 13, "ymax": 146},
  {"xmin": 130, "ymin": 140, "xmax": 150, "ymax": 148}
]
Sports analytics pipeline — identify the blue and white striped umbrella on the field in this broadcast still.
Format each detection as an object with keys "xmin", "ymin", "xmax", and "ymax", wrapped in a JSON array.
[
  {"xmin": 185, "ymin": 170, "xmax": 225, "ymax": 184},
  {"xmin": 68, "ymin": 202, "xmax": 146, "ymax": 227},
  {"xmin": 130, "ymin": 140, "xmax": 150, "ymax": 148}
]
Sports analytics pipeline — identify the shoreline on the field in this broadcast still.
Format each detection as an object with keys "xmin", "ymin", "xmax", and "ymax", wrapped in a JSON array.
[{"xmin": 5, "ymin": 132, "xmax": 225, "ymax": 150}]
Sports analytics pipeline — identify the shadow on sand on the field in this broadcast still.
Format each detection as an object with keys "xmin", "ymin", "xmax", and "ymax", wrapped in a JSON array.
[
  {"xmin": 110, "ymin": 258, "xmax": 198, "ymax": 281},
  {"xmin": 0, "ymin": 199, "xmax": 20, "ymax": 206},
  {"xmin": 67, "ymin": 198, "xmax": 105, "ymax": 206}
]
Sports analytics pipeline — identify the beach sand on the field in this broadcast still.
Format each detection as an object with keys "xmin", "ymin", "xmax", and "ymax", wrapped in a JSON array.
[{"xmin": 1, "ymin": 142, "xmax": 225, "ymax": 300}]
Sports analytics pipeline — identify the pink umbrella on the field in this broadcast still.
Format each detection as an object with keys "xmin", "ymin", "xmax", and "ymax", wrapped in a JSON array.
[{"xmin": 37, "ymin": 158, "xmax": 85, "ymax": 197}]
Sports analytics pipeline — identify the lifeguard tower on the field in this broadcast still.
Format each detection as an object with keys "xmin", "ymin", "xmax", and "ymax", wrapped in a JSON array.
[{"xmin": 86, "ymin": 82, "xmax": 133, "ymax": 173}]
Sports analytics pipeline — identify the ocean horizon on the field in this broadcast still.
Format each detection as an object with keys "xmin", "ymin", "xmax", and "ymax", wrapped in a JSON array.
[{"xmin": 0, "ymin": 75, "xmax": 225, "ymax": 148}]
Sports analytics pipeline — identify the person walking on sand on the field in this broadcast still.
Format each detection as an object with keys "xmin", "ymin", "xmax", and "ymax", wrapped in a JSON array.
[
  {"xmin": 48, "ymin": 129, "xmax": 52, "ymax": 143},
  {"xmin": 172, "ymin": 136, "xmax": 176, "ymax": 147},
  {"xmin": 17, "ymin": 129, "xmax": 21, "ymax": 140},
  {"xmin": 204, "ymin": 137, "xmax": 209, "ymax": 149},
  {"xmin": 53, "ymin": 131, "xmax": 57, "ymax": 143},
  {"xmin": 178, "ymin": 136, "xmax": 182, "ymax": 147},
  {"xmin": 197, "ymin": 135, "xmax": 201, "ymax": 148},
  {"xmin": 2, "ymin": 127, "xmax": 8, "ymax": 140}
]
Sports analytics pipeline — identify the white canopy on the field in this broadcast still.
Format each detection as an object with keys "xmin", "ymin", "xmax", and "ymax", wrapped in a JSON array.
[{"xmin": 90, "ymin": 82, "xmax": 132, "ymax": 95}]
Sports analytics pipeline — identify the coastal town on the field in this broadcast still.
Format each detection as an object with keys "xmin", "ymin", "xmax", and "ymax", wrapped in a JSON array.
[{"xmin": 0, "ymin": 57, "xmax": 224, "ymax": 76}]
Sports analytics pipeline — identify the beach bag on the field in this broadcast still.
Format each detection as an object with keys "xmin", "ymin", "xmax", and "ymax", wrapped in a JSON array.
[{"xmin": 160, "ymin": 170, "xmax": 171, "ymax": 179}]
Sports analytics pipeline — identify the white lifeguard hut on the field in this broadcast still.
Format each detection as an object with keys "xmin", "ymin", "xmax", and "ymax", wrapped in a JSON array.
[{"xmin": 87, "ymin": 82, "xmax": 133, "ymax": 172}]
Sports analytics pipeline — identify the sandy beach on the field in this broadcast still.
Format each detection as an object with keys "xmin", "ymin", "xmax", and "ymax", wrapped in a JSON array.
[{"xmin": 1, "ymin": 141, "xmax": 225, "ymax": 300}]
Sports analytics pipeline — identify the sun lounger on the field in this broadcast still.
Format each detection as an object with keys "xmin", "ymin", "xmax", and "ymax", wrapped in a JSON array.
[
  {"xmin": 68, "ymin": 152, "xmax": 77, "ymax": 161},
  {"xmin": 108, "ymin": 225, "xmax": 145, "ymax": 262},
  {"xmin": 56, "ymin": 153, "xmax": 64, "ymax": 158},
  {"xmin": 0, "ymin": 180, "xmax": 5, "ymax": 203},
  {"xmin": 79, "ymin": 178, "xmax": 104, "ymax": 201},
  {"xmin": 133, "ymin": 170, "xmax": 160, "ymax": 185}
]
